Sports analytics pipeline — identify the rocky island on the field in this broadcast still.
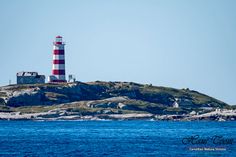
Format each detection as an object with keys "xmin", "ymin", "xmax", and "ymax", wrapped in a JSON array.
[{"xmin": 0, "ymin": 81, "xmax": 235, "ymax": 121}]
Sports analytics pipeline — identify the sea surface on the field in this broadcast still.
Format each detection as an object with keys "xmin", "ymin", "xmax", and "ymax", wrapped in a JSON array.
[{"xmin": 0, "ymin": 121, "xmax": 235, "ymax": 156}]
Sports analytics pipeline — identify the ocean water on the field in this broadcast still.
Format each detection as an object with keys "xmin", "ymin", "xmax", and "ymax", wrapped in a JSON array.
[{"xmin": 0, "ymin": 121, "xmax": 235, "ymax": 157}]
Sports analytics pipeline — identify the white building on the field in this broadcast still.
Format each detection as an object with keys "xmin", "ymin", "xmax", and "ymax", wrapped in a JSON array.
[{"xmin": 17, "ymin": 71, "xmax": 45, "ymax": 84}]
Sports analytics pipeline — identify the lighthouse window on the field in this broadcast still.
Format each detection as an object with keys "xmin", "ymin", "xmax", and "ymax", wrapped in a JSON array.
[{"xmin": 56, "ymin": 38, "xmax": 62, "ymax": 42}]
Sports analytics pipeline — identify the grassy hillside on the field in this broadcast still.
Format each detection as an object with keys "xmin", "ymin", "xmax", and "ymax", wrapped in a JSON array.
[{"xmin": 0, "ymin": 81, "xmax": 230, "ymax": 115}]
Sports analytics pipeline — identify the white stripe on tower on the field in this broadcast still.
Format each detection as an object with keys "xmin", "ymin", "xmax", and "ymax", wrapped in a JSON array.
[
  {"xmin": 53, "ymin": 54, "xmax": 65, "ymax": 60},
  {"xmin": 53, "ymin": 64, "xmax": 65, "ymax": 70},
  {"xmin": 53, "ymin": 45, "xmax": 64, "ymax": 50}
]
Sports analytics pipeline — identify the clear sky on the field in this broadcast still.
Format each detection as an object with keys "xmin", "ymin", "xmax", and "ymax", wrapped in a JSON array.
[{"xmin": 0, "ymin": 0, "xmax": 235, "ymax": 104}]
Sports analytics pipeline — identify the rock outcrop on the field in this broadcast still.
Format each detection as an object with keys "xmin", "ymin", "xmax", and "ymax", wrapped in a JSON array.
[
  {"xmin": 0, "ymin": 81, "xmax": 228, "ymax": 108},
  {"xmin": 0, "ymin": 81, "xmax": 234, "ymax": 120}
]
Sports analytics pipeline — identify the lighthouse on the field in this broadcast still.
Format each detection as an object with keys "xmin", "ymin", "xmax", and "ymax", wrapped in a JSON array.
[{"xmin": 48, "ymin": 36, "xmax": 67, "ymax": 83}]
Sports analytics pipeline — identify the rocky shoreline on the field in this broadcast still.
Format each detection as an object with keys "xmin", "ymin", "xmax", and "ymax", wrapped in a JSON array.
[{"xmin": 0, "ymin": 109, "xmax": 235, "ymax": 121}]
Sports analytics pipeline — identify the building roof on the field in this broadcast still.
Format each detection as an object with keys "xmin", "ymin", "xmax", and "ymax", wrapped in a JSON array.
[{"xmin": 17, "ymin": 71, "xmax": 38, "ymax": 76}]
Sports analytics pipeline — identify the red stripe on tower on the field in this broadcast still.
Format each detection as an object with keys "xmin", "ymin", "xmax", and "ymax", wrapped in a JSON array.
[
  {"xmin": 53, "ymin": 50, "xmax": 64, "ymax": 55},
  {"xmin": 49, "ymin": 36, "xmax": 67, "ymax": 83},
  {"xmin": 53, "ymin": 60, "xmax": 65, "ymax": 64},
  {"xmin": 52, "ymin": 70, "xmax": 65, "ymax": 75}
]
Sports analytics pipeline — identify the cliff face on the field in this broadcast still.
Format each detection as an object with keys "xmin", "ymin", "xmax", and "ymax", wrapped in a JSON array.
[{"xmin": 0, "ymin": 81, "xmax": 229, "ymax": 113}]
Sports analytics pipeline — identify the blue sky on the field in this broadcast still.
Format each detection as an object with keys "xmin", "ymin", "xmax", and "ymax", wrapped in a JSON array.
[{"xmin": 0, "ymin": 0, "xmax": 236, "ymax": 104}]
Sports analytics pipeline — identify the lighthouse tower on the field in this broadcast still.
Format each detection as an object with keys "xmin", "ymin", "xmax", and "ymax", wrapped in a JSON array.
[{"xmin": 48, "ymin": 36, "xmax": 66, "ymax": 83}]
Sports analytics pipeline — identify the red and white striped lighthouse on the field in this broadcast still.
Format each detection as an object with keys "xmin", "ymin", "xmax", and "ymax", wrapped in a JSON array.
[{"xmin": 49, "ymin": 36, "xmax": 66, "ymax": 83}]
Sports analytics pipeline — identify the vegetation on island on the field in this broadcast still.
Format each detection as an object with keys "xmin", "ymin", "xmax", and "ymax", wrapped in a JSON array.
[{"xmin": 0, "ymin": 81, "xmax": 234, "ymax": 120}]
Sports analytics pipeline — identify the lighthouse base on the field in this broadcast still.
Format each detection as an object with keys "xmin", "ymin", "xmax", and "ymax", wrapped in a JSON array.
[{"xmin": 48, "ymin": 75, "xmax": 67, "ymax": 83}]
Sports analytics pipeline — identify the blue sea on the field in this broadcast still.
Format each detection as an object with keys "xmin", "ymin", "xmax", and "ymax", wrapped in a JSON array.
[{"xmin": 0, "ymin": 121, "xmax": 235, "ymax": 156}]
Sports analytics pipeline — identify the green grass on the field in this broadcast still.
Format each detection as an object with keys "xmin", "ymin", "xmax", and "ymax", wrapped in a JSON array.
[
  {"xmin": 0, "ymin": 105, "xmax": 12, "ymax": 112},
  {"xmin": 0, "ymin": 81, "xmax": 229, "ymax": 113},
  {"xmin": 0, "ymin": 92, "xmax": 7, "ymax": 97},
  {"xmin": 12, "ymin": 105, "xmax": 58, "ymax": 113}
]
